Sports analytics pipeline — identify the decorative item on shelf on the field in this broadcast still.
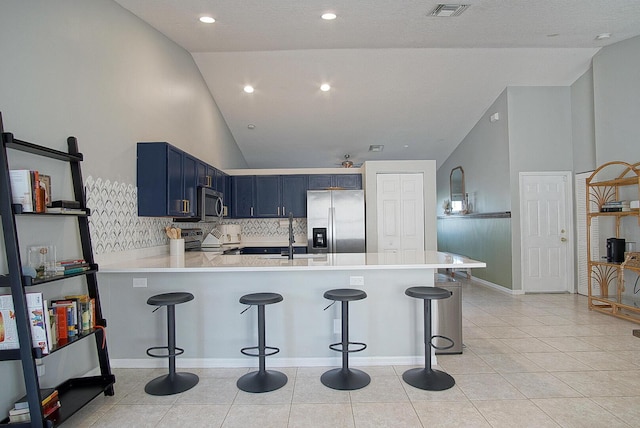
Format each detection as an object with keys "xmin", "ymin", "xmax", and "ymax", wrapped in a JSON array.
[
  {"xmin": 442, "ymin": 199, "xmax": 451, "ymax": 215},
  {"xmin": 27, "ymin": 245, "xmax": 56, "ymax": 279}
]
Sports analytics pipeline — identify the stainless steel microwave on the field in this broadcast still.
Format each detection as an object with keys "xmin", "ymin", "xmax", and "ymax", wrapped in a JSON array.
[{"xmin": 198, "ymin": 186, "xmax": 224, "ymax": 221}]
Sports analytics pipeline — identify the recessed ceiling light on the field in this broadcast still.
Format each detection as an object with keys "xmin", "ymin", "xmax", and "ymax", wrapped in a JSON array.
[
  {"xmin": 595, "ymin": 32, "xmax": 611, "ymax": 40},
  {"xmin": 243, "ymin": 85, "xmax": 254, "ymax": 94},
  {"xmin": 369, "ymin": 145, "xmax": 384, "ymax": 152},
  {"xmin": 199, "ymin": 16, "xmax": 215, "ymax": 24},
  {"xmin": 429, "ymin": 4, "xmax": 470, "ymax": 17},
  {"xmin": 320, "ymin": 83, "xmax": 331, "ymax": 92},
  {"xmin": 247, "ymin": 124, "xmax": 255, "ymax": 130},
  {"xmin": 321, "ymin": 12, "xmax": 337, "ymax": 20},
  {"xmin": 546, "ymin": 33, "xmax": 560, "ymax": 38}
]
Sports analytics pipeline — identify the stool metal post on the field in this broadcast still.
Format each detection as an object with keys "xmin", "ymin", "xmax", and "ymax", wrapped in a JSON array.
[
  {"xmin": 257, "ymin": 303, "xmax": 266, "ymax": 374},
  {"xmin": 167, "ymin": 304, "xmax": 176, "ymax": 377},
  {"xmin": 340, "ymin": 300, "xmax": 349, "ymax": 372},
  {"xmin": 422, "ymin": 298, "xmax": 432, "ymax": 373}
]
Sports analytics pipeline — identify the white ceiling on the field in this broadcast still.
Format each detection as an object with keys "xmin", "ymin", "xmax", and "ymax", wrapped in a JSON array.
[{"xmin": 115, "ymin": 0, "xmax": 640, "ymax": 168}]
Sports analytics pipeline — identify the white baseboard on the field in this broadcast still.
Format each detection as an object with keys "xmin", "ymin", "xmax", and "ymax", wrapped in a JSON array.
[{"xmin": 470, "ymin": 276, "xmax": 524, "ymax": 295}]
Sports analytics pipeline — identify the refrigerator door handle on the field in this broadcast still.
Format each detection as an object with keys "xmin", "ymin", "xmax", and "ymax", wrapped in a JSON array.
[{"xmin": 329, "ymin": 207, "xmax": 336, "ymax": 253}]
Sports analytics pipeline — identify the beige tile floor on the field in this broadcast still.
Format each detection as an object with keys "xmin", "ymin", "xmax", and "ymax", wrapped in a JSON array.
[{"xmin": 63, "ymin": 277, "xmax": 640, "ymax": 427}]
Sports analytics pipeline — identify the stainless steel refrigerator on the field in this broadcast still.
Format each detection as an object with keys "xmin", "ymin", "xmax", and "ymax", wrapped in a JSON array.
[{"xmin": 307, "ymin": 190, "xmax": 365, "ymax": 253}]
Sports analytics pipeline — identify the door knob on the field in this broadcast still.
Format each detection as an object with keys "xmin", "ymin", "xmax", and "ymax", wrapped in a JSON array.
[{"xmin": 560, "ymin": 237, "xmax": 567, "ymax": 242}]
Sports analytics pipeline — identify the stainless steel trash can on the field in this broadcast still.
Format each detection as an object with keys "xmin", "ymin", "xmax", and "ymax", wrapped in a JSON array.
[{"xmin": 433, "ymin": 275, "xmax": 463, "ymax": 354}]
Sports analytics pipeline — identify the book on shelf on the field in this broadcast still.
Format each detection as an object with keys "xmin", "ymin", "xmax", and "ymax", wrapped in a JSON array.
[
  {"xmin": 45, "ymin": 207, "xmax": 86, "ymax": 214},
  {"xmin": 0, "ymin": 293, "xmax": 50, "ymax": 354},
  {"xmin": 39, "ymin": 174, "xmax": 51, "ymax": 207},
  {"xmin": 9, "ymin": 169, "xmax": 34, "ymax": 212},
  {"xmin": 51, "ymin": 300, "xmax": 78, "ymax": 338},
  {"xmin": 50, "ymin": 200, "xmax": 81, "ymax": 209},
  {"xmin": 11, "ymin": 388, "xmax": 60, "ymax": 422}
]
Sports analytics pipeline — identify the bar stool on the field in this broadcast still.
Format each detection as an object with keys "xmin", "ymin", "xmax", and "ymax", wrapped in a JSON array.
[
  {"xmin": 237, "ymin": 292, "xmax": 287, "ymax": 393},
  {"xmin": 403, "ymin": 286, "xmax": 455, "ymax": 391},
  {"xmin": 321, "ymin": 288, "xmax": 370, "ymax": 390},
  {"xmin": 145, "ymin": 292, "xmax": 199, "ymax": 395}
]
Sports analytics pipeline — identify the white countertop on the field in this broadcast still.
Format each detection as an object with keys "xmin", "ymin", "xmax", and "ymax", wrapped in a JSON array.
[{"xmin": 98, "ymin": 250, "xmax": 486, "ymax": 273}]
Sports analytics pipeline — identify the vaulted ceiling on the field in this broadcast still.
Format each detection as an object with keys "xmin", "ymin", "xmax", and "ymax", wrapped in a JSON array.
[{"xmin": 115, "ymin": 0, "xmax": 640, "ymax": 168}]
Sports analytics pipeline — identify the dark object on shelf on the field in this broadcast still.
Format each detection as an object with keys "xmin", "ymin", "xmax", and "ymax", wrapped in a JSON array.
[
  {"xmin": 144, "ymin": 292, "xmax": 199, "ymax": 396},
  {"xmin": 606, "ymin": 238, "xmax": 626, "ymax": 263},
  {"xmin": 320, "ymin": 288, "xmax": 370, "ymax": 390},
  {"xmin": 402, "ymin": 286, "xmax": 455, "ymax": 391},
  {"xmin": 237, "ymin": 292, "xmax": 287, "ymax": 393},
  {"xmin": 0, "ymin": 113, "xmax": 114, "ymax": 428},
  {"xmin": 50, "ymin": 200, "xmax": 81, "ymax": 209}
]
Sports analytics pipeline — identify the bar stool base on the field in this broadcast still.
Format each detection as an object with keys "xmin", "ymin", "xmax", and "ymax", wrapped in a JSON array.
[
  {"xmin": 144, "ymin": 372, "xmax": 199, "ymax": 396},
  {"xmin": 402, "ymin": 367, "xmax": 455, "ymax": 391},
  {"xmin": 237, "ymin": 370, "xmax": 288, "ymax": 393},
  {"xmin": 321, "ymin": 368, "xmax": 371, "ymax": 390}
]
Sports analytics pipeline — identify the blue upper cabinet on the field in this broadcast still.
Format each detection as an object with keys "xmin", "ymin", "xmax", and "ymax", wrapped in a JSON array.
[
  {"xmin": 137, "ymin": 142, "xmax": 197, "ymax": 217},
  {"xmin": 231, "ymin": 175, "xmax": 255, "ymax": 218},
  {"xmin": 281, "ymin": 175, "xmax": 308, "ymax": 217},
  {"xmin": 230, "ymin": 175, "xmax": 308, "ymax": 218},
  {"xmin": 308, "ymin": 174, "xmax": 362, "ymax": 190},
  {"xmin": 255, "ymin": 175, "xmax": 281, "ymax": 217}
]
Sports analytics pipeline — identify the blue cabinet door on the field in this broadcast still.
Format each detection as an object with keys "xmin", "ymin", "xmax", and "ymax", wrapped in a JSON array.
[
  {"xmin": 308, "ymin": 174, "xmax": 333, "ymax": 190},
  {"xmin": 167, "ymin": 145, "xmax": 185, "ymax": 216},
  {"xmin": 307, "ymin": 174, "xmax": 361, "ymax": 190},
  {"xmin": 334, "ymin": 174, "xmax": 362, "ymax": 189},
  {"xmin": 232, "ymin": 176, "xmax": 255, "ymax": 218},
  {"xmin": 183, "ymin": 154, "xmax": 198, "ymax": 217},
  {"xmin": 255, "ymin": 175, "xmax": 281, "ymax": 217},
  {"xmin": 281, "ymin": 175, "xmax": 308, "ymax": 217}
]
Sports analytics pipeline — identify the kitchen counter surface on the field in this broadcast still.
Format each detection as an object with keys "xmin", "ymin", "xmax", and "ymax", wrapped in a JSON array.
[{"xmin": 99, "ymin": 250, "xmax": 486, "ymax": 273}]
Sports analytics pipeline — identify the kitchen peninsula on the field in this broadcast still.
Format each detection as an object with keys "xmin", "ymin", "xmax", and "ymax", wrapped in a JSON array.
[{"xmin": 98, "ymin": 251, "xmax": 485, "ymax": 368}]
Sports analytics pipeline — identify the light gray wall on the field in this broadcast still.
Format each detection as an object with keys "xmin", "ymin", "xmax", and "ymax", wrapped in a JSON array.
[
  {"xmin": 436, "ymin": 90, "xmax": 510, "ymax": 215},
  {"xmin": 0, "ymin": 0, "xmax": 246, "ymax": 414},
  {"xmin": 571, "ymin": 69, "xmax": 596, "ymax": 173},
  {"xmin": 0, "ymin": 0, "xmax": 247, "ymax": 183},
  {"xmin": 507, "ymin": 86, "xmax": 574, "ymax": 291},
  {"xmin": 593, "ymin": 35, "xmax": 640, "ymax": 165}
]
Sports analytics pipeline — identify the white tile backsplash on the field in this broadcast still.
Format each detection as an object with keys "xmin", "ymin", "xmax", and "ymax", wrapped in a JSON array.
[{"xmin": 85, "ymin": 176, "xmax": 307, "ymax": 255}]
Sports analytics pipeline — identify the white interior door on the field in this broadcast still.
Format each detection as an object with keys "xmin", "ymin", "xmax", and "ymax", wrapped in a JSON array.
[
  {"xmin": 520, "ymin": 172, "xmax": 574, "ymax": 293},
  {"xmin": 376, "ymin": 173, "xmax": 424, "ymax": 258}
]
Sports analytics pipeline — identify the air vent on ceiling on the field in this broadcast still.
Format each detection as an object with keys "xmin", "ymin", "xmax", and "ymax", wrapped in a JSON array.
[{"xmin": 429, "ymin": 4, "xmax": 470, "ymax": 17}]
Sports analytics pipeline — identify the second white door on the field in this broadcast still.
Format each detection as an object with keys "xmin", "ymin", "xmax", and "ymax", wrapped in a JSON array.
[{"xmin": 376, "ymin": 173, "xmax": 424, "ymax": 258}]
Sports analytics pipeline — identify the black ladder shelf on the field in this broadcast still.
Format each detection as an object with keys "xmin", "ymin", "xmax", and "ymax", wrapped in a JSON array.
[{"xmin": 0, "ymin": 112, "xmax": 115, "ymax": 427}]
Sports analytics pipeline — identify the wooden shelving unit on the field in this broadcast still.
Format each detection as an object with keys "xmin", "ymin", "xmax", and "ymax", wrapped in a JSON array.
[
  {"xmin": 0, "ymin": 112, "xmax": 115, "ymax": 427},
  {"xmin": 586, "ymin": 161, "xmax": 640, "ymax": 323}
]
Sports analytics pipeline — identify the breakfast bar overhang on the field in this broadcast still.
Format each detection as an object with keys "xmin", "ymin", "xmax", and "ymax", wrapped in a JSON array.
[{"xmin": 98, "ymin": 251, "xmax": 485, "ymax": 368}]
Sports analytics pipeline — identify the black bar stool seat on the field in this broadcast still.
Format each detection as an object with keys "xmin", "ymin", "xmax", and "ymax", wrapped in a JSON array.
[
  {"xmin": 321, "ymin": 288, "xmax": 370, "ymax": 390},
  {"xmin": 237, "ymin": 292, "xmax": 287, "ymax": 393},
  {"xmin": 403, "ymin": 286, "xmax": 455, "ymax": 391},
  {"xmin": 145, "ymin": 292, "xmax": 199, "ymax": 396}
]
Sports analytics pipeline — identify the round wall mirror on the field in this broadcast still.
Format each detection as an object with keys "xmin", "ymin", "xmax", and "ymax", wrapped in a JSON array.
[{"xmin": 449, "ymin": 166, "xmax": 465, "ymax": 212}]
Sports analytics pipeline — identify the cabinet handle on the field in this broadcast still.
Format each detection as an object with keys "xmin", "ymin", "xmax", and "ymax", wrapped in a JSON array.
[
  {"xmin": 283, "ymin": 206, "xmax": 286, "ymax": 215},
  {"xmin": 278, "ymin": 207, "xmax": 280, "ymax": 216},
  {"xmin": 208, "ymin": 176, "xmax": 212, "ymax": 187},
  {"xmin": 250, "ymin": 207, "xmax": 254, "ymax": 217}
]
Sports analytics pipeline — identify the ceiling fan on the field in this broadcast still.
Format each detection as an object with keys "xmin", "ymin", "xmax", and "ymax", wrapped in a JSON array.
[{"xmin": 337, "ymin": 154, "xmax": 362, "ymax": 168}]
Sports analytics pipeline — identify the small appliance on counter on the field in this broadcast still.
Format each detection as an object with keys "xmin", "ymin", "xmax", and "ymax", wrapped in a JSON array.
[{"xmin": 181, "ymin": 229, "xmax": 203, "ymax": 251}]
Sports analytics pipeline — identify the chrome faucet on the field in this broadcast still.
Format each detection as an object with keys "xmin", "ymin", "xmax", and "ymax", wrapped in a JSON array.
[{"xmin": 288, "ymin": 212, "xmax": 294, "ymax": 260}]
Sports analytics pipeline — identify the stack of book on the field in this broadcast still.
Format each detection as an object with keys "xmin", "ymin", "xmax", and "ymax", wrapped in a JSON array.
[
  {"xmin": 601, "ymin": 200, "xmax": 631, "ymax": 212},
  {"xmin": 53, "ymin": 258, "xmax": 91, "ymax": 275},
  {"xmin": 8, "ymin": 388, "xmax": 60, "ymax": 423},
  {"xmin": 45, "ymin": 200, "xmax": 86, "ymax": 215}
]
